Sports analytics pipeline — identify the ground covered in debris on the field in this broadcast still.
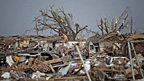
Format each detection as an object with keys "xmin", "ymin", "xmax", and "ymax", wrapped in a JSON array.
[{"xmin": 0, "ymin": 33, "xmax": 144, "ymax": 81}]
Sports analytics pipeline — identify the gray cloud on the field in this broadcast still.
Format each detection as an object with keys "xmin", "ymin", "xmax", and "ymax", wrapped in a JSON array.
[{"xmin": 0, "ymin": 0, "xmax": 143, "ymax": 37}]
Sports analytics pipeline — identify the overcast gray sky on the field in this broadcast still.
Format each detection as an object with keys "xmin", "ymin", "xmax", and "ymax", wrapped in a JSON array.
[{"xmin": 0, "ymin": 0, "xmax": 144, "ymax": 37}]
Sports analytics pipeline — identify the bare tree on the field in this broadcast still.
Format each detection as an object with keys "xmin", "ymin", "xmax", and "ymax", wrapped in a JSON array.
[
  {"xmin": 33, "ymin": 6, "xmax": 88, "ymax": 40},
  {"xmin": 96, "ymin": 19, "xmax": 104, "ymax": 35},
  {"xmin": 97, "ymin": 6, "xmax": 130, "ymax": 35}
]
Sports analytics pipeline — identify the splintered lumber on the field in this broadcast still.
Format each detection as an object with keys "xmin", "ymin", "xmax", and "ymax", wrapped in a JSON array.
[
  {"xmin": 61, "ymin": 55, "xmax": 72, "ymax": 63},
  {"xmin": 100, "ymin": 68, "xmax": 119, "ymax": 73},
  {"xmin": 43, "ymin": 58, "xmax": 62, "ymax": 64},
  {"xmin": 49, "ymin": 64, "xmax": 55, "ymax": 73},
  {"xmin": 98, "ymin": 32, "xmax": 118, "ymax": 42},
  {"xmin": 128, "ymin": 34, "xmax": 144, "ymax": 41},
  {"xmin": 131, "ymin": 40, "xmax": 144, "ymax": 43},
  {"xmin": 104, "ymin": 48, "xmax": 113, "ymax": 54},
  {"xmin": 93, "ymin": 68, "xmax": 119, "ymax": 73},
  {"xmin": 113, "ymin": 43, "xmax": 120, "ymax": 50},
  {"xmin": 125, "ymin": 68, "xmax": 138, "ymax": 77},
  {"xmin": 48, "ymin": 58, "xmax": 62, "ymax": 64},
  {"xmin": 122, "ymin": 43, "xmax": 126, "ymax": 55},
  {"xmin": 4, "ymin": 61, "xmax": 18, "ymax": 72},
  {"xmin": 28, "ymin": 58, "xmax": 34, "ymax": 66},
  {"xmin": 15, "ymin": 63, "xmax": 25, "ymax": 71},
  {"xmin": 49, "ymin": 76, "xmax": 87, "ymax": 81}
]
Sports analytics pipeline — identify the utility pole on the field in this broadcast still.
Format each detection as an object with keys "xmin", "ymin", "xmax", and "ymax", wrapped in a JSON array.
[
  {"xmin": 131, "ymin": 16, "xmax": 133, "ymax": 34},
  {"xmin": 35, "ymin": 21, "xmax": 38, "ymax": 36},
  {"xmin": 34, "ymin": 17, "xmax": 39, "ymax": 36},
  {"xmin": 34, "ymin": 17, "xmax": 40, "ymax": 50}
]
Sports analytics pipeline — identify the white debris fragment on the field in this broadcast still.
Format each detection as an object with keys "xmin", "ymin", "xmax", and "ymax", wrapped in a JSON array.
[{"xmin": 1, "ymin": 72, "xmax": 10, "ymax": 79}]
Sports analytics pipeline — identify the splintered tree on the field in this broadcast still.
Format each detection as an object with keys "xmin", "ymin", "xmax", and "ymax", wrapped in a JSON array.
[
  {"xmin": 33, "ymin": 6, "xmax": 88, "ymax": 40},
  {"xmin": 97, "ymin": 6, "xmax": 130, "ymax": 35}
]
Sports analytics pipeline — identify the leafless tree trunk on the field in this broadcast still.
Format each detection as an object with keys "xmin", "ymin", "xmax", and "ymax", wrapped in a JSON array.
[
  {"xmin": 96, "ymin": 6, "xmax": 130, "ymax": 35},
  {"xmin": 33, "ymin": 6, "xmax": 88, "ymax": 40}
]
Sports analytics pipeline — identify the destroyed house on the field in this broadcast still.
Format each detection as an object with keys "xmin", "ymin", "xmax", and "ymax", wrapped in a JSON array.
[
  {"xmin": 87, "ymin": 33, "xmax": 103, "ymax": 53},
  {"xmin": 0, "ymin": 36, "xmax": 20, "ymax": 48},
  {"xmin": 46, "ymin": 36, "xmax": 62, "ymax": 50},
  {"xmin": 127, "ymin": 34, "xmax": 144, "ymax": 57},
  {"xmin": 88, "ymin": 32, "xmax": 127, "ymax": 55},
  {"xmin": 98, "ymin": 32, "xmax": 127, "ymax": 55}
]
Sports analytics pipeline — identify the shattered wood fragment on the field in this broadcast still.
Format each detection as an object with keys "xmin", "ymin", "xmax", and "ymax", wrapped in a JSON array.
[
  {"xmin": 93, "ymin": 68, "xmax": 119, "ymax": 73},
  {"xmin": 44, "ymin": 58, "xmax": 62, "ymax": 64},
  {"xmin": 50, "ymin": 76, "xmax": 88, "ymax": 81},
  {"xmin": 128, "ymin": 34, "xmax": 144, "ymax": 41},
  {"xmin": 61, "ymin": 55, "xmax": 72, "ymax": 63},
  {"xmin": 4, "ymin": 61, "xmax": 18, "ymax": 72},
  {"xmin": 28, "ymin": 58, "xmax": 34, "ymax": 66},
  {"xmin": 122, "ymin": 43, "xmax": 126, "ymax": 55},
  {"xmin": 104, "ymin": 48, "xmax": 113, "ymax": 54},
  {"xmin": 49, "ymin": 64, "xmax": 55, "ymax": 73},
  {"xmin": 15, "ymin": 63, "xmax": 25, "ymax": 71},
  {"xmin": 98, "ymin": 32, "xmax": 118, "ymax": 43},
  {"xmin": 113, "ymin": 43, "xmax": 120, "ymax": 50},
  {"xmin": 125, "ymin": 68, "xmax": 138, "ymax": 77}
]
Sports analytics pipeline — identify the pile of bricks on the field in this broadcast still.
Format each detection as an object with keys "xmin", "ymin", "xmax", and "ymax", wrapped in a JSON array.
[{"xmin": 31, "ymin": 59, "xmax": 50, "ymax": 72}]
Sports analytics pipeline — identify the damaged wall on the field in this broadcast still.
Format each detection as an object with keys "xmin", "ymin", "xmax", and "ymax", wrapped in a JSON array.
[
  {"xmin": 19, "ymin": 40, "xmax": 30, "ymax": 48},
  {"xmin": 134, "ymin": 43, "xmax": 144, "ymax": 56},
  {"xmin": 89, "ymin": 42, "xmax": 96, "ymax": 54},
  {"xmin": 99, "ymin": 42, "xmax": 113, "ymax": 52}
]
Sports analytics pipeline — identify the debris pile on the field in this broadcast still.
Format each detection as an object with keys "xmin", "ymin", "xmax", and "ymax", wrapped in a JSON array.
[{"xmin": 0, "ymin": 33, "xmax": 144, "ymax": 81}]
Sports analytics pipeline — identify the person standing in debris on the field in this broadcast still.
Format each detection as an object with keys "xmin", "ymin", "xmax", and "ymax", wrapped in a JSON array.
[
  {"xmin": 85, "ymin": 48, "xmax": 89, "ymax": 59},
  {"xmin": 52, "ymin": 40, "xmax": 57, "ymax": 49},
  {"xmin": 49, "ymin": 47, "xmax": 52, "ymax": 54},
  {"xmin": 8, "ymin": 45, "xmax": 11, "ymax": 51},
  {"xmin": 63, "ymin": 50, "xmax": 65, "ymax": 56},
  {"xmin": 4, "ymin": 45, "xmax": 8, "ymax": 51},
  {"xmin": 59, "ymin": 50, "xmax": 61, "ymax": 58},
  {"xmin": 39, "ymin": 45, "xmax": 43, "ymax": 51},
  {"xmin": 71, "ymin": 51, "xmax": 74, "ymax": 59}
]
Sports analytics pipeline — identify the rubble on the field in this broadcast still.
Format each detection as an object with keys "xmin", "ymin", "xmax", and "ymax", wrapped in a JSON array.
[
  {"xmin": 0, "ymin": 34, "xmax": 144, "ymax": 81},
  {"xmin": 1, "ymin": 72, "xmax": 10, "ymax": 79}
]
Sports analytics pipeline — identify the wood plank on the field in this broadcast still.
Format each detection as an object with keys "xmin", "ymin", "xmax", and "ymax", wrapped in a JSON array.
[
  {"xmin": 113, "ymin": 43, "xmax": 120, "ymax": 50},
  {"xmin": 43, "ymin": 58, "xmax": 62, "ymax": 64},
  {"xmin": 49, "ymin": 64, "xmax": 55, "ymax": 73},
  {"xmin": 93, "ymin": 68, "xmax": 119, "ymax": 73},
  {"xmin": 128, "ymin": 34, "xmax": 144, "ymax": 41},
  {"xmin": 112, "ymin": 43, "xmax": 114, "ymax": 54},
  {"xmin": 103, "ymin": 48, "xmax": 113, "ymax": 54},
  {"xmin": 98, "ymin": 32, "xmax": 117, "ymax": 43},
  {"xmin": 100, "ymin": 41, "xmax": 122, "ymax": 43},
  {"xmin": 53, "ymin": 76, "xmax": 87, "ymax": 80},
  {"xmin": 131, "ymin": 40, "xmax": 144, "ymax": 43},
  {"xmin": 4, "ymin": 61, "xmax": 18, "ymax": 72},
  {"xmin": 122, "ymin": 43, "xmax": 126, "ymax": 55}
]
